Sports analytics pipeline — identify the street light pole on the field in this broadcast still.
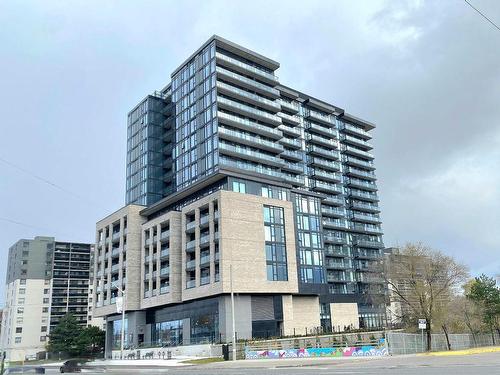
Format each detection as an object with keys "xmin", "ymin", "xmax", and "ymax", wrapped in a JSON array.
[
  {"xmin": 113, "ymin": 285, "xmax": 126, "ymax": 360},
  {"xmin": 230, "ymin": 264, "xmax": 236, "ymax": 361}
]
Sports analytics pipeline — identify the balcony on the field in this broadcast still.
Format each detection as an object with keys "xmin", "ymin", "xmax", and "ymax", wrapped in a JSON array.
[
  {"xmin": 281, "ymin": 149, "xmax": 303, "ymax": 161},
  {"xmin": 111, "ymin": 248, "xmax": 120, "ymax": 258},
  {"xmin": 353, "ymin": 239, "xmax": 384, "ymax": 249},
  {"xmin": 200, "ymin": 215, "xmax": 210, "ymax": 228},
  {"xmin": 308, "ymin": 134, "xmax": 338, "ymax": 148},
  {"xmin": 351, "ymin": 212, "xmax": 382, "ymax": 224},
  {"xmin": 321, "ymin": 206, "xmax": 346, "ymax": 218},
  {"xmin": 326, "ymin": 260, "xmax": 352, "ymax": 269},
  {"xmin": 278, "ymin": 124, "xmax": 301, "ymax": 138},
  {"xmin": 344, "ymin": 156, "xmax": 375, "ymax": 170},
  {"xmin": 350, "ymin": 201, "xmax": 380, "ymax": 213},
  {"xmin": 186, "ymin": 239, "xmax": 196, "ymax": 251},
  {"xmin": 111, "ymin": 264, "xmax": 120, "ymax": 273},
  {"xmin": 219, "ymin": 142, "xmax": 284, "ymax": 167},
  {"xmin": 218, "ymin": 111, "xmax": 282, "ymax": 140},
  {"xmin": 306, "ymin": 122, "xmax": 337, "ymax": 138},
  {"xmin": 111, "ymin": 232, "xmax": 120, "ymax": 243},
  {"xmin": 186, "ymin": 259, "xmax": 196, "ymax": 270},
  {"xmin": 186, "ymin": 279, "xmax": 196, "ymax": 289},
  {"xmin": 218, "ymin": 126, "xmax": 284, "ymax": 153},
  {"xmin": 356, "ymin": 273, "xmax": 384, "ymax": 284},
  {"xmin": 160, "ymin": 249, "xmax": 170, "ymax": 261},
  {"xmin": 217, "ymin": 97, "xmax": 282, "ymax": 126},
  {"xmin": 283, "ymin": 174, "xmax": 305, "ymax": 186},
  {"xmin": 199, "ymin": 234, "xmax": 210, "ymax": 247},
  {"xmin": 278, "ymin": 112, "xmax": 301, "ymax": 126},
  {"xmin": 217, "ymin": 81, "xmax": 281, "ymax": 113},
  {"xmin": 323, "ymin": 195, "xmax": 345, "ymax": 206},
  {"xmin": 348, "ymin": 190, "xmax": 379, "ymax": 202},
  {"xmin": 282, "ymin": 162, "xmax": 304, "ymax": 174},
  {"xmin": 311, "ymin": 169, "xmax": 342, "ymax": 183},
  {"xmin": 345, "ymin": 167, "xmax": 377, "ymax": 181},
  {"xmin": 349, "ymin": 223, "xmax": 383, "ymax": 235},
  {"xmin": 343, "ymin": 146, "xmax": 374, "ymax": 159},
  {"xmin": 324, "ymin": 234, "xmax": 347, "ymax": 244},
  {"xmin": 340, "ymin": 123, "xmax": 371, "ymax": 140},
  {"xmin": 160, "ymin": 267, "xmax": 170, "ymax": 277},
  {"xmin": 346, "ymin": 179, "xmax": 378, "ymax": 192},
  {"xmin": 145, "ymin": 255, "xmax": 151, "ymax": 263},
  {"xmin": 186, "ymin": 221, "xmax": 197, "ymax": 232},
  {"xmin": 354, "ymin": 249, "xmax": 381, "ymax": 259},
  {"xmin": 216, "ymin": 52, "xmax": 279, "ymax": 85},
  {"xmin": 160, "ymin": 230, "xmax": 169, "ymax": 242},
  {"xmin": 309, "ymin": 157, "xmax": 340, "ymax": 172},
  {"xmin": 200, "ymin": 275, "xmax": 211, "ymax": 285},
  {"xmin": 322, "ymin": 218, "xmax": 347, "ymax": 230},
  {"xmin": 341, "ymin": 134, "xmax": 373, "ymax": 150},
  {"xmin": 310, "ymin": 180, "xmax": 343, "ymax": 194},
  {"xmin": 307, "ymin": 145, "xmax": 340, "ymax": 160},
  {"xmin": 324, "ymin": 246, "xmax": 350, "ymax": 257},
  {"xmin": 200, "ymin": 255, "xmax": 211, "ymax": 266},
  {"xmin": 216, "ymin": 66, "xmax": 280, "ymax": 98},
  {"xmin": 279, "ymin": 137, "xmax": 301, "ymax": 149},
  {"xmin": 219, "ymin": 157, "xmax": 284, "ymax": 181},
  {"xmin": 326, "ymin": 274, "xmax": 349, "ymax": 283},
  {"xmin": 160, "ymin": 286, "xmax": 170, "ymax": 294},
  {"xmin": 305, "ymin": 111, "xmax": 335, "ymax": 126},
  {"xmin": 280, "ymin": 100, "xmax": 300, "ymax": 114}
]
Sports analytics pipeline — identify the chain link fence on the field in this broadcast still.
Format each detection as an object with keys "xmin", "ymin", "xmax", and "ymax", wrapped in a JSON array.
[{"xmin": 386, "ymin": 331, "xmax": 500, "ymax": 355}]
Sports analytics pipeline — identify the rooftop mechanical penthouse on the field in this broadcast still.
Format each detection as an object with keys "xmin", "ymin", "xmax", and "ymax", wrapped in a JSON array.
[{"xmin": 95, "ymin": 35, "xmax": 385, "ymax": 354}]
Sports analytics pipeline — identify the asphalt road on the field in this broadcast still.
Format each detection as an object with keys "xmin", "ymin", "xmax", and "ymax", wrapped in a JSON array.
[{"xmin": 29, "ymin": 352, "xmax": 500, "ymax": 375}]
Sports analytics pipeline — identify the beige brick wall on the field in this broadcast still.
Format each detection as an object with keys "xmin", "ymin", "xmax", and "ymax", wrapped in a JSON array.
[
  {"xmin": 93, "ymin": 205, "xmax": 145, "ymax": 317},
  {"xmin": 140, "ymin": 211, "xmax": 182, "ymax": 309},
  {"xmin": 330, "ymin": 302, "xmax": 359, "ymax": 331},
  {"xmin": 182, "ymin": 190, "xmax": 299, "ymax": 301},
  {"xmin": 282, "ymin": 295, "xmax": 321, "ymax": 336}
]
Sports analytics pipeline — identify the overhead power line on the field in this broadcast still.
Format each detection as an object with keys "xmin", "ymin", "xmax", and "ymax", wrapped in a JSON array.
[
  {"xmin": 464, "ymin": 0, "xmax": 500, "ymax": 32},
  {"xmin": 0, "ymin": 156, "xmax": 99, "ymax": 208}
]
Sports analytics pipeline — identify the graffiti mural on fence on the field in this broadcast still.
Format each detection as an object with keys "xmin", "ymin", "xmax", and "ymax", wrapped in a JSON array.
[{"xmin": 245, "ymin": 339, "xmax": 388, "ymax": 359}]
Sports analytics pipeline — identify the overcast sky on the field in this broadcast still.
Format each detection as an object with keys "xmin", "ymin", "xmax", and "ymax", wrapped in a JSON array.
[{"xmin": 1, "ymin": 0, "xmax": 499, "ymax": 302}]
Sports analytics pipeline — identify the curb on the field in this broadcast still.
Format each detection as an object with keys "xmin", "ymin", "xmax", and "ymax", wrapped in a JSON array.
[{"xmin": 418, "ymin": 346, "xmax": 500, "ymax": 357}]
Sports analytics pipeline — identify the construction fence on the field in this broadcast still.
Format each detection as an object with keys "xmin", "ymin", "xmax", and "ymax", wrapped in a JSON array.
[{"xmin": 386, "ymin": 331, "xmax": 500, "ymax": 355}]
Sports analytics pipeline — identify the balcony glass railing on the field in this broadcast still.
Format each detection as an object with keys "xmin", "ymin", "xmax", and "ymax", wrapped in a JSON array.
[
  {"xmin": 280, "ymin": 100, "xmax": 300, "ymax": 112},
  {"xmin": 217, "ymin": 81, "xmax": 281, "ymax": 111},
  {"xmin": 219, "ymin": 142, "xmax": 284, "ymax": 166},
  {"xmin": 347, "ymin": 167, "xmax": 376, "ymax": 179},
  {"xmin": 344, "ymin": 146, "xmax": 374, "ymax": 159},
  {"xmin": 217, "ymin": 97, "xmax": 282, "ymax": 125},
  {"xmin": 321, "ymin": 206, "xmax": 346, "ymax": 217},
  {"xmin": 200, "ymin": 255, "xmax": 211, "ymax": 265},
  {"xmin": 306, "ymin": 110, "xmax": 335, "ymax": 125},
  {"xmin": 341, "ymin": 123, "xmax": 371, "ymax": 139},
  {"xmin": 278, "ymin": 124, "xmax": 301, "ymax": 137},
  {"xmin": 219, "ymin": 156, "xmax": 284, "ymax": 179},
  {"xmin": 349, "ymin": 190, "xmax": 379, "ymax": 201},
  {"xmin": 186, "ymin": 259, "xmax": 196, "ymax": 269},
  {"xmin": 218, "ymin": 111, "xmax": 282, "ymax": 139},
  {"xmin": 306, "ymin": 122, "xmax": 337, "ymax": 137},
  {"xmin": 160, "ymin": 286, "xmax": 170, "ymax": 294},
  {"xmin": 186, "ymin": 239, "xmax": 196, "ymax": 250},
  {"xmin": 342, "ymin": 134, "xmax": 373, "ymax": 149},
  {"xmin": 344, "ymin": 156, "xmax": 375, "ymax": 169},
  {"xmin": 186, "ymin": 279, "xmax": 196, "ymax": 289},
  {"xmin": 308, "ymin": 145, "xmax": 340, "ymax": 159},
  {"xmin": 278, "ymin": 112, "xmax": 301, "ymax": 124},
  {"xmin": 323, "ymin": 218, "xmax": 347, "ymax": 229},
  {"xmin": 219, "ymin": 127, "xmax": 284, "ymax": 152},
  {"xmin": 216, "ymin": 66, "xmax": 280, "ymax": 96},
  {"xmin": 216, "ymin": 52, "xmax": 278, "ymax": 82},
  {"xmin": 160, "ymin": 267, "xmax": 170, "ymax": 276}
]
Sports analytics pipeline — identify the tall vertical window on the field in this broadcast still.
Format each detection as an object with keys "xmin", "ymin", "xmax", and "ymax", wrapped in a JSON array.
[
  {"xmin": 263, "ymin": 206, "xmax": 288, "ymax": 281},
  {"xmin": 294, "ymin": 194, "xmax": 325, "ymax": 283}
]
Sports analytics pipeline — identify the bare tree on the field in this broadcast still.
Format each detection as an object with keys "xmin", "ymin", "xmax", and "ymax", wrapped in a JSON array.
[{"xmin": 382, "ymin": 243, "xmax": 469, "ymax": 351}]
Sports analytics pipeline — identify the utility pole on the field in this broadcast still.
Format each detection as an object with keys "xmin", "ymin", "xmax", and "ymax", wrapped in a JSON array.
[
  {"xmin": 114, "ymin": 285, "xmax": 126, "ymax": 360},
  {"xmin": 230, "ymin": 264, "xmax": 236, "ymax": 361}
]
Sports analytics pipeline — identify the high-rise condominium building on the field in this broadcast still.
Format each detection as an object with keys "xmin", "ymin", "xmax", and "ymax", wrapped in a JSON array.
[
  {"xmin": 96, "ymin": 36, "xmax": 385, "ymax": 355},
  {"xmin": 1, "ymin": 237, "xmax": 93, "ymax": 361}
]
